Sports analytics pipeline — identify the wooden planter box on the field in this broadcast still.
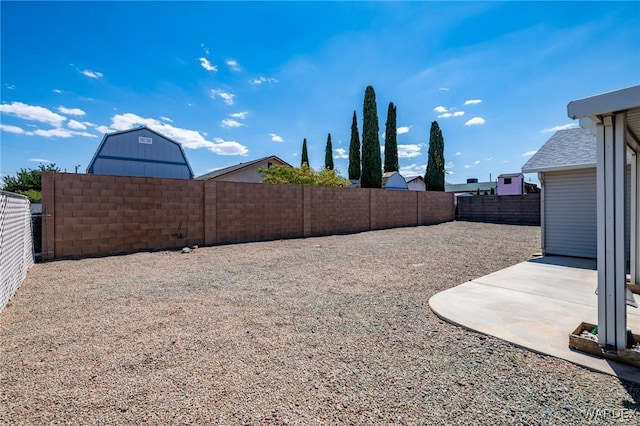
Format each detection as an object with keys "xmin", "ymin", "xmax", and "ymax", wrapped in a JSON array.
[{"xmin": 569, "ymin": 322, "xmax": 640, "ymax": 368}]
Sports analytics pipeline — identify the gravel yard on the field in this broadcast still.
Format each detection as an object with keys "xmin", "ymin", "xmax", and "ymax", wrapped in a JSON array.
[{"xmin": 1, "ymin": 221, "xmax": 639, "ymax": 425}]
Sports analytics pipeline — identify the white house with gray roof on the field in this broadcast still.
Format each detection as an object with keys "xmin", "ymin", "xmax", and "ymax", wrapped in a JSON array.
[{"xmin": 522, "ymin": 127, "xmax": 630, "ymax": 259}]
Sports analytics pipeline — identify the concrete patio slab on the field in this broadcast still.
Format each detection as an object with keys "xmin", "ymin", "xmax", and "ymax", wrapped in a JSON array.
[{"xmin": 429, "ymin": 256, "xmax": 640, "ymax": 384}]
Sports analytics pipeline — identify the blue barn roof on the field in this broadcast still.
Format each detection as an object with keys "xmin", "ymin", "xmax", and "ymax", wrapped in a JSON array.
[{"xmin": 87, "ymin": 126, "xmax": 194, "ymax": 179}]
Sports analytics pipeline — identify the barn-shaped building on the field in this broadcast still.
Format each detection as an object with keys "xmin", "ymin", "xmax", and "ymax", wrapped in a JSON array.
[{"xmin": 87, "ymin": 126, "xmax": 194, "ymax": 179}]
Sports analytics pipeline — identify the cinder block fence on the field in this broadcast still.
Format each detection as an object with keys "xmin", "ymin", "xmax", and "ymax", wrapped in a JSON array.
[{"xmin": 41, "ymin": 172, "xmax": 454, "ymax": 260}]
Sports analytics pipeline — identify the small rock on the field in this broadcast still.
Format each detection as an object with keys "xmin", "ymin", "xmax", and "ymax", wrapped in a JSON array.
[
  {"xmin": 342, "ymin": 400, "xmax": 349, "ymax": 408},
  {"xmin": 181, "ymin": 247, "xmax": 192, "ymax": 254},
  {"xmin": 119, "ymin": 405, "xmax": 128, "ymax": 412}
]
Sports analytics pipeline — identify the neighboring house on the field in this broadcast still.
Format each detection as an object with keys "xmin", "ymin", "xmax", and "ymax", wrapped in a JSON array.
[
  {"xmin": 496, "ymin": 173, "xmax": 524, "ymax": 195},
  {"xmin": 405, "ymin": 176, "xmax": 426, "ymax": 191},
  {"xmin": 195, "ymin": 155, "xmax": 291, "ymax": 183},
  {"xmin": 522, "ymin": 127, "xmax": 630, "ymax": 259},
  {"xmin": 381, "ymin": 172, "xmax": 408, "ymax": 190},
  {"xmin": 87, "ymin": 126, "xmax": 193, "ymax": 179},
  {"xmin": 445, "ymin": 179, "xmax": 496, "ymax": 195}
]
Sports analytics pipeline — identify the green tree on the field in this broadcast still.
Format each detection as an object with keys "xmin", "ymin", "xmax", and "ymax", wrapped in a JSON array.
[
  {"xmin": 301, "ymin": 138, "xmax": 309, "ymax": 167},
  {"xmin": 384, "ymin": 102, "xmax": 398, "ymax": 172},
  {"xmin": 260, "ymin": 164, "xmax": 349, "ymax": 187},
  {"xmin": 324, "ymin": 133, "xmax": 334, "ymax": 170},
  {"xmin": 2, "ymin": 163, "xmax": 60, "ymax": 202},
  {"xmin": 424, "ymin": 121, "xmax": 445, "ymax": 191},
  {"xmin": 361, "ymin": 86, "xmax": 382, "ymax": 188},
  {"xmin": 348, "ymin": 110, "xmax": 361, "ymax": 180}
]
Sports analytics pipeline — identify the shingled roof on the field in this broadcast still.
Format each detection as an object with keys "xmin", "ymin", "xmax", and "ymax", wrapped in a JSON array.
[
  {"xmin": 195, "ymin": 155, "xmax": 291, "ymax": 180},
  {"xmin": 521, "ymin": 128, "xmax": 596, "ymax": 173}
]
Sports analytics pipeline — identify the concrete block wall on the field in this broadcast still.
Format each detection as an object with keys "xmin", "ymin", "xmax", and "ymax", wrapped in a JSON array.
[
  {"xmin": 42, "ymin": 173, "xmax": 454, "ymax": 259},
  {"xmin": 419, "ymin": 191, "xmax": 456, "ymax": 225},
  {"xmin": 371, "ymin": 190, "xmax": 418, "ymax": 230},
  {"xmin": 43, "ymin": 173, "xmax": 203, "ymax": 258},
  {"xmin": 307, "ymin": 186, "xmax": 370, "ymax": 236},
  {"xmin": 456, "ymin": 193, "xmax": 540, "ymax": 226},
  {"xmin": 214, "ymin": 182, "xmax": 303, "ymax": 244}
]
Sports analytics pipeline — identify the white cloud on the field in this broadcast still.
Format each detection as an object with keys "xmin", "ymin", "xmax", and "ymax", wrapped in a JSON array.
[
  {"xmin": 541, "ymin": 123, "xmax": 578, "ymax": 133},
  {"xmin": 210, "ymin": 138, "xmax": 249, "ymax": 155},
  {"xmin": 454, "ymin": 152, "xmax": 462, "ymax": 156},
  {"xmin": 522, "ymin": 150, "xmax": 538, "ymax": 156},
  {"xmin": 464, "ymin": 99, "xmax": 482, "ymax": 105},
  {"xmin": 399, "ymin": 163, "xmax": 426, "ymax": 177},
  {"xmin": 438, "ymin": 87, "xmax": 449, "ymax": 91},
  {"xmin": 0, "ymin": 101, "xmax": 66, "ymax": 125},
  {"xmin": 485, "ymin": 157, "xmax": 493, "ymax": 161},
  {"xmin": 453, "ymin": 111, "xmax": 465, "ymax": 117},
  {"xmin": 199, "ymin": 57, "xmax": 217, "ymax": 72},
  {"xmin": 398, "ymin": 144, "xmax": 422, "ymax": 158},
  {"xmin": 211, "ymin": 89, "xmax": 235, "ymax": 105},
  {"xmin": 221, "ymin": 119, "xmax": 244, "ymax": 128},
  {"xmin": 0, "ymin": 124, "xmax": 27, "ymax": 134},
  {"xmin": 96, "ymin": 125, "xmax": 112, "ymax": 134},
  {"xmin": 80, "ymin": 69, "xmax": 103, "ymax": 79},
  {"xmin": 230, "ymin": 111, "xmax": 249, "ymax": 119},
  {"xmin": 270, "ymin": 133, "xmax": 284, "ymax": 143},
  {"xmin": 200, "ymin": 43, "xmax": 210, "ymax": 55},
  {"xmin": 445, "ymin": 161, "xmax": 455, "ymax": 169},
  {"xmin": 32, "ymin": 128, "xmax": 97, "ymax": 138},
  {"xmin": 226, "ymin": 59, "xmax": 241, "ymax": 71},
  {"xmin": 474, "ymin": 160, "xmax": 480, "ymax": 165},
  {"xmin": 29, "ymin": 158, "xmax": 52, "ymax": 163},
  {"xmin": 58, "ymin": 106, "xmax": 86, "ymax": 116},
  {"xmin": 160, "ymin": 116, "xmax": 173, "ymax": 123},
  {"xmin": 434, "ymin": 106, "xmax": 448, "ymax": 113},
  {"xmin": 250, "ymin": 76, "xmax": 278, "ymax": 85},
  {"xmin": 334, "ymin": 148, "xmax": 348, "ymax": 159},
  {"xmin": 52, "ymin": 89, "xmax": 63, "ymax": 93},
  {"xmin": 465, "ymin": 117, "xmax": 486, "ymax": 126},
  {"xmin": 397, "ymin": 126, "xmax": 410, "ymax": 135},
  {"xmin": 82, "ymin": 121, "xmax": 95, "ymax": 127},
  {"xmin": 464, "ymin": 165, "xmax": 471, "ymax": 169},
  {"xmin": 67, "ymin": 120, "xmax": 87, "ymax": 130},
  {"xmin": 437, "ymin": 112, "xmax": 452, "ymax": 119},
  {"xmin": 103, "ymin": 112, "xmax": 249, "ymax": 155}
]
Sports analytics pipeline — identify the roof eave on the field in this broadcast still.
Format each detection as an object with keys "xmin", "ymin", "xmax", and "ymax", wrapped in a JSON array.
[
  {"xmin": 522, "ymin": 162, "xmax": 596, "ymax": 174},
  {"xmin": 567, "ymin": 85, "xmax": 640, "ymax": 119}
]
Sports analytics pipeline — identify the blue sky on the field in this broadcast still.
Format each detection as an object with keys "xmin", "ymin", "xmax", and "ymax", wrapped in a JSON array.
[{"xmin": 1, "ymin": 1, "xmax": 639, "ymax": 184}]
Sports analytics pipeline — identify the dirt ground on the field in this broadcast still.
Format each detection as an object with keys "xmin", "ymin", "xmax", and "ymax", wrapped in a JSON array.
[{"xmin": 1, "ymin": 222, "xmax": 639, "ymax": 425}]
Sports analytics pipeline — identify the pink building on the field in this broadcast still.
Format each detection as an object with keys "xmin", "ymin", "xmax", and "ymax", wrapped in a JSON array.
[{"xmin": 496, "ymin": 173, "xmax": 524, "ymax": 195}]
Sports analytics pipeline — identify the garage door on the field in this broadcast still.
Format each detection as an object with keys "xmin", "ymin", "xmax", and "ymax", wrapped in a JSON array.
[{"xmin": 544, "ymin": 169, "xmax": 597, "ymax": 258}]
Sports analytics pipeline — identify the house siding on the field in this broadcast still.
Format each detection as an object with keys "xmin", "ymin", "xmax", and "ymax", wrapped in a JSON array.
[
  {"xmin": 543, "ymin": 169, "xmax": 597, "ymax": 258},
  {"xmin": 543, "ymin": 167, "xmax": 630, "ymax": 260}
]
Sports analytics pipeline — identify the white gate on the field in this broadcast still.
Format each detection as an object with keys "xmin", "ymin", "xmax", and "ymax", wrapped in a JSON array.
[{"xmin": 0, "ymin": 191, "xmax": 34, "ymax": 313}]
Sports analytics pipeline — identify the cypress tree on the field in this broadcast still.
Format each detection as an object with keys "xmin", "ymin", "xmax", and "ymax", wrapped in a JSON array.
[
  {"xmin": 384, "ymin": 102, "xmax": 398, "ymax": 172},
  {"xmin": 348, "ymin": 111, "xmax": 361, "ymax": 180},
  {"xmin": 324, "ymin": 133, "xmax": 334, "ymax": 170},
  {"xmin": 361, "ymin": 86, "xmax": 382, "ymax": 188},
  {"xmin": 301, "ymin": 138, "xmax": 309, "ymax": 167},
  {"xmin": 424, "ymin": 121, "xmax": 445, "ymax": 191}
]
